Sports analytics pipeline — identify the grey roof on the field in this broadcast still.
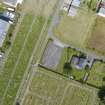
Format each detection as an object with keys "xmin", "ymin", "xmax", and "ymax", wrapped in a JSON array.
[
  {"xmin": 72, "ymin": 0, "xmax": 80, "ymax": 7},
  {"xmin": 99, "ymin": 7, "xmax": 105, "ymax": 14},
  {"xmin": 4, "ymin": 0, "xmax": 18, "ymax": 6},
  {"xmin": 0, "ymin": 19, "xmax": 10, "ymax": 47}
]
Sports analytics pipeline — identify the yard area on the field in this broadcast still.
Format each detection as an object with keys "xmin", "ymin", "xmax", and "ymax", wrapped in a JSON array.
[
  {"xmin": 54, "ymin": 8, "xmax": 95, "ymax": 48},
  {"xmin": 57, "ymin": 47, "xmax": 87, "ymax": 80},
  {"xmin": 87, "ymin": 16, "xmax": 105, "ymax": 54},
  {"xmin": 22, "ymin": 67, "xmax": 99, "ymax": 105},
  {"xmin": 87, "ymin": 61, "xmax": 105, "ymax": 87}
]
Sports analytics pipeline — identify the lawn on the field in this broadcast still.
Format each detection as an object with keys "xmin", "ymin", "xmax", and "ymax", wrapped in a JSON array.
[
  {"xmin": 87, "ymin": 16, "xmax": 105, "ymax": 55},
  {"xmin": 22, "ymin": 67, "xmax": 99, "ymax": 105},
  {"xmin": 0, "ymin": 13, "xmax": 45, "ymax": 105},
  {"xmin": 87, "ymin": 61, "xmax": 105, "ymax": 87},
  {"xmin": 54, "ymin": 8, "xmax": 95, "ymax": 48},
  {"xmin": 56, "ymin": 47, "xmax": 86, "ymax": 80}
]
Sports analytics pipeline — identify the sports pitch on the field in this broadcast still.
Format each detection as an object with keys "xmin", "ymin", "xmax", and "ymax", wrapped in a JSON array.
[{"xmin": 22, "ymin": 67, "xmax": 99, "ymax": 105}]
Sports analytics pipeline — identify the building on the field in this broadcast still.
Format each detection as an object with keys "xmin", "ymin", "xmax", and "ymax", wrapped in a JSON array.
[
  {"xmin": 3, "ymin": 0, "xmax": 23, "ymax": 8},
  {"xmin": 97, "ymin": 1, "xmax": 105, "ymax": 17},
  {"xmin": 62, "ymin": 0, "xmax": 72, "ymax": 11},
  {"xmin": 0, "ymin": 19, "xmax": 10, "ymax": 47},
  {"xmin": 68, "ymin": 0, "xmax": 80, "ymax": 16},
  {"xmin": 70, "ymin": 55, "xmax": 94, "ymax": 70},
  {"xmin": 0, "ymin": 10, "xmax": 15, "ymax": 48}
]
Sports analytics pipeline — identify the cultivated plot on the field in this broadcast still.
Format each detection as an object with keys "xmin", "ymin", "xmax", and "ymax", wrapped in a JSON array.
[
  {"xmin": 87, "ymin": 61, "xmax": 105, "ymax": 87},
  {"xmin": 54, "ymin": 8, "xmax": 95, "ymax": 47},
  {"xmin": 41, "ymin": 41, "xmax": 63, "ymax": 70},
  {"xmin": 25, "ymin": 0, "xmax": 58, "ymax": 18},
  {"xmin": 87, "ymin": 16, "xmax": 105, "ymax": 54},
  {"xmin": 22, "ymin": 67, "xmax": 99, "ymax": 105}
]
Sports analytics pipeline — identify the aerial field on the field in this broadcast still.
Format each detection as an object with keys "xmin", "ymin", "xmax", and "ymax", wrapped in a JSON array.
[
  {"xmin": 0, "ymin": 0, "xmax": 60, "ymax": 104},
  {"xmin": 0, "ymin": 13, "xmax": 45, "ymax": 105},
  {"xmin": 87, "ymin": 16, "xmax": 105, "ymax": 54},
  {"xmin": 22, "ymin": 67, "xmax": 99, "ymax": 105},
  {"xmin": 87, "ymin": 61, "xmax": 105, "ymax": 87},
  {"xmin": 54, "ymin": 8, "xmax": 96, "ymax": 47},
  {"xmin": 25, "ymin": 0, "xmax": 58, "ymax": 18}
]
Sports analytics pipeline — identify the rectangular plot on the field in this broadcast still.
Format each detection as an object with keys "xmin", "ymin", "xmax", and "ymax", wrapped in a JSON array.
[
  {"xmin": 29, "ymin": 72, "xmax": 60, "ymax": 98},
  {"xmin": 87, "ymin": 16, "xmax": 105, "ymax": 53},
  {"xmin": 41, "ymin": 41, "xmax": 63, "ymax": 70},
  {"xmin": 61, "ymin": 86, "xmax": 91, "ymax": 105}
]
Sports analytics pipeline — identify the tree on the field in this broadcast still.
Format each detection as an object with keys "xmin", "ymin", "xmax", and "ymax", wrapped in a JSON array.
[
  {"xmin": 98, "ymin": 86, "xmax": 105, "ymax": 105},
  {"xmin": 63, "ymin": 62, "xmax": 72, "ymax": 75}
]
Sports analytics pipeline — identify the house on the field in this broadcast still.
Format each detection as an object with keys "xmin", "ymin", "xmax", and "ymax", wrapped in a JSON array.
[
  {"xmin": 3, "ymin": 0, "xmax": 23, "ymax": 8},
  {"xmin": 70, "ymin": 55, "xmax": 94, "ymax": 70}
]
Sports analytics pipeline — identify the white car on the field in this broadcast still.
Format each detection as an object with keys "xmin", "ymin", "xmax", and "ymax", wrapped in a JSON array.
[{"xmin": 7, "ymin": 8, "xmax": 15, "ymax": 12}]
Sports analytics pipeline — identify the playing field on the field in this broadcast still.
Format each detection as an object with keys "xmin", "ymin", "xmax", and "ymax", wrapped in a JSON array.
[
  {"xmin": 41, "ymin": 41, "xmax": 63, "ymax": 70},
  {"xmin": 22, "ymin": 67, "xmax": 99, "ymax": 105},
  {"xmin": 54, "ymin": 8, "xmax": 96, "ymax": 47},
  {"xmin": 87, "ymin": 16, "xmax": 105, "ymax": 54}
]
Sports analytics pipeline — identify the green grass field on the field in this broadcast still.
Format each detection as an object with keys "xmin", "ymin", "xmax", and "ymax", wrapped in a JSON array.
[
  {"xmin": 22, "ymin": 67, "xmax": 99, "ymax": 105},
  {"xmin": 0, "ymin": 13, "xmax": 45, "ymax": 105},
  {"xmin": 54, "ymin": 8, "xmax": 95, "ymax": 48},
  {"xmin": 87, "ymin": 16, "xmax": 105, "ymax": 54},
  {"xmin": 87, "ymin": 61, "xmax": 105, "ymax": 87}
]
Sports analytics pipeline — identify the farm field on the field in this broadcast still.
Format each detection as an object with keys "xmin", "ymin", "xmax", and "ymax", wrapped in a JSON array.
[
  {"xmin": 0, "ymin": 0, "xmax": 59, "ymax": 104},
  {"xmin": 22, "ymin": 67, "xmax": 99, "ymax": 105},
  {"xmin": 54, "ymin": 8, "xmax": 96, "ymax": 48},
  {"xmin": 0, "ymin": 13, "xmax": 45, "ymax": 105},
  {"xmin": 87, "ymin": 16, "xmax": 105, "ymax": 54},
  {"xmin": 24, "ymin": 0, "xmax": 58, "ymax": 18},
  {"xmin": 87, "ymin": 61, "xmax": 105, "ymax": 87}
]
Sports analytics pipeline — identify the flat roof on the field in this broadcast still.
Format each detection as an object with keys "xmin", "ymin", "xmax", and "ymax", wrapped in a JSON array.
[
  {"xmin": 0, "ymin": 19, "xmax": 10, "ymax": 47},
  {"xmin": 3, "ymin": 0, "xmax": 23, "ymax": 7}
]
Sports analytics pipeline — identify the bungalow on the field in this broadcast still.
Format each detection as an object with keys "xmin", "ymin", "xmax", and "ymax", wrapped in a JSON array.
[
  {"xmin": 70, "ymin": 55, "xmax": 94, "ymax": 70},
  {"xmin": 3, "ymin": 0, "xmax": 23, "ymax": 8}
]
